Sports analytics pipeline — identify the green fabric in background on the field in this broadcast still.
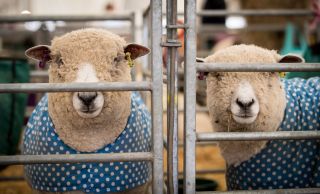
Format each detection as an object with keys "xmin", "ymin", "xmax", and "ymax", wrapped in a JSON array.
[
  {"xmin": 281, "ymin": 23, "xmax": 320, "ymax": 79},
  {"xmin": 285, "ymin": 47, "xmax": 320, "ymax": 79},
  {"xmin": 0, "ymin": 59, "xmax": 29, "ymax": 156}
]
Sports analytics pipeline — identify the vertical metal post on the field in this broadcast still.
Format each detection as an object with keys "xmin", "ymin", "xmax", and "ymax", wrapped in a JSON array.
[
  {"xmin": 151, "ymin": 0, "xmax": 164, "ymax": 193},
  {"xmin": 131, "ymin": 12, "xmax": 136, "ymax": 42},
  {"xmin": 183, "ymin": 0, "xmax": 197, "ymax": 193},
  {"xmin": 166, "ymin": 0, "xmax": 179, "ymax": 192}
]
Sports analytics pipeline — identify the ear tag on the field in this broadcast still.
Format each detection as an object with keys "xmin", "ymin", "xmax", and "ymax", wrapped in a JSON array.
[
  {"xmin": 125, "ymin": 52, "xmax": 134, "ymax": 68},
  {"xmin": 38, "ymin": 52, "xmax": 50, "ymax": 68},
  {"xmin": 197, "ymin": 72, "xmax": 208, "ymax": 80},
  {"xmin": 279, "ymin": 72, "xmax": 286, "ymax": 78}
]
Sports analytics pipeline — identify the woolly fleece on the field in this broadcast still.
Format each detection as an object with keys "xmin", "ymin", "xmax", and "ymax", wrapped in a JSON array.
[
  {"xmin": 206, "ymin": 44, "xmax": 287, "ymax": 166},
  {"xmin": 48, "ymin": 29, "xmax": 131, "ymax": 152}
]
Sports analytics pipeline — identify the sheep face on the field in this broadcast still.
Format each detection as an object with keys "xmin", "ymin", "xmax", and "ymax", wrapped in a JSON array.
[
  {"xmin": 207, "ymin": 71, "xmax": 284, "ymax": 129},
  {"xmin": 25, "ymin": 29, "xmax": 150, "ymax": 151},
  {"xmin": 49, "ymin": 29, "xmax": 131, "ymax": 119},
  {"xmin": 206, "ymin": 45, "xmax": 288, "ymax": 132}
]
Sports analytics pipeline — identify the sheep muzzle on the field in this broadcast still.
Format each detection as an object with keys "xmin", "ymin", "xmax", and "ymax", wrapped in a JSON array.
[
  {"xmin": 230, "ymin": 81, "xmax": 260, "ymax": 124},
  {"xmin": 72, "ymin": 91, "xmax": 104, "ymax": 119}
]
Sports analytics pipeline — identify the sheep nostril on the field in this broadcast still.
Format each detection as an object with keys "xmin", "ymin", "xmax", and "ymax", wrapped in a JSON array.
[
  {"xmin": 236, "ymin": 98, "xmax": 245, "ymax": 108},
  {"xmin": 78, "ymin": 93, "xmax": 97, "ymax": 106},
  {"xmin": 236, "ymin": 98, "xmax": 255, "ymax": 109},
  {"xmin": 247, "ymin": 99, "xmax": 255, "ymax": 107}
]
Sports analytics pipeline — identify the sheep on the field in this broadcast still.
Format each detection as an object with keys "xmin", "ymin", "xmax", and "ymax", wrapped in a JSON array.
[
  {"xmin": 23, "ymin": 28, "xmax": 151, "ymax": 194},
  {"xmin": 203, "ymin": 44, "xmax": 320, "ymax": 190}
]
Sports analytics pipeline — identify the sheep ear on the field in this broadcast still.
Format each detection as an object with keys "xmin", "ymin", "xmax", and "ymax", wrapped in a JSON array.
[
  {"xmin": 279, "ymin": 54, "xmax": 305, "ymax": 63},
  {"xmin": 124, "ymin": 43, "xmax": 150, "ymax": 60},
  {"xmin": 196, "ymin": 57, "xmax": 205, "ymax": 63},
  {"xmin": 25, "ymin": 45, "xmax": 51, "ymax": 61}
]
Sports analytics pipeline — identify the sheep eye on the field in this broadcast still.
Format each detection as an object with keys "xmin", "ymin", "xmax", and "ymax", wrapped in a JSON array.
[
  {"xmin": 56, "ymin": 58, "xmax": 64, "ymax": 67},
  {"xmin": 114, "ymin": 55, "xmax": 124, "ymax": 62},
  {"xmin": 113, "ymin": 54, "xmax": 125, "ymax": 65},
  {"xmin": 113, "ymin": 56, "xmax": 120, "ymax": 63},
  {"xmin": 215, "ymin": 73, "xmax": 222, "ymax": 80}
]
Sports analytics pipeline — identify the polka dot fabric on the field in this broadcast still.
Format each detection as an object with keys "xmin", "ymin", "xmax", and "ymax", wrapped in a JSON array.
[
  {"xmin": 227, "ymin": 77, "xmax": 320, "ymax": 190},
  {"xmin": 23, "ymin": 92, "xmax": 151, "ymax": 193}
]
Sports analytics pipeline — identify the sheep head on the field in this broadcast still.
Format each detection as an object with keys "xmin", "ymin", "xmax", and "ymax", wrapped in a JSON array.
[
  {"xmin": 25, "ymin": 29, "xmax": 150, "ymax": 151},
  {"xmin": 205, "ymin": 44, "xmax": 303, "ymax": 132}
]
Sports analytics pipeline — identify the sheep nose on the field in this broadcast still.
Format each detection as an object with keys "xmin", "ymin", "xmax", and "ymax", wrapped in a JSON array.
[
  {"xmin": 78, "ymin": 92, "xmax": 97, "ymax": 106},
  {"xmin": 236, "ymin": 98, "xmax": 255, "ymax": 109}
]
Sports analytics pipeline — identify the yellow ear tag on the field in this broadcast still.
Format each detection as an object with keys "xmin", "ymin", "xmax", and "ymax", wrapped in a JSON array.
[
  {"xmin": 279, "ymin": 72, "xmax": 286, "ymax": 78},
  {"xmin": 125, "ymin": 52, "xmax": 134, "ymax": 68}
]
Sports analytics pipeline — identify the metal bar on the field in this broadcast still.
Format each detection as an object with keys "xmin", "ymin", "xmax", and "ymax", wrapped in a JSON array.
[
  {"xmin": 0, "ymin": 152, "xmax": 153, "ymax": 165},
  {"xmin": 164, "ymin": 135, "xmax": 218, "ymax": 148},
  {"xmin": 0, "ymin": 82, "xmax": 152, "ymax": 93},
  {"xmin": 167, "ymin": 24, "xmax": 189, "ymax": 29},
  {"xmin": 197, "ymin": 10, "xmax": 314, "ymax": 17},
  {"xmin": 0, "ymin": 176, "xmax": 25, "ymax": 181},
  {"xmin": 197, "ymin": 131, "xmax": 320, "ymax": 142},
  {"xmin": 194, "ymin": 168, "xmax": 225, "ymax": 175},
  {"xmin": 164, "ymin": 168, "xmax": 225, "ymax": 176},
  {"xmin": 198, "ymin": 24, "xmax": 288, "ymax": 33},
  {"xmin": 30, "ymin": 71, "xmax": 48, "ymax": 77},
  {"xmin": 177, "ymin": 168, "xmax": 225, "ymax": 176},
  {"xmin": 130, "ymin": 12, "xmax": 136, "ymax": 42},
  {"xmin": 0, "ymin": 14, "xmax": 133, "ymax": 23},
  {"xmin": 197, "ymin": 188, "xmax": 320, "ymax": 194},
  {"xmin": 197, "ymin": 63, "xmax": 320, "ymax": 72},
  {"xmin": 166, "ymin": 0, "xmax": 179, "ymax": 192},
  {"xmin": 184, "ymin": 0, "xmax": 197, "ymax": 193},
  {"xmin": 180, "ymin": 141, "xmax": 217, "ymax": 147},
  {"xmin": 151, "ymin": 0, "xmax": 164, "ymax": 193},
  {"xmin": 163, "ymin": 107, "xmax": 209, "ymax": 113},
  {"xmin": 161, "ymin": 42, "xmax": 182, "ymax": 47}
]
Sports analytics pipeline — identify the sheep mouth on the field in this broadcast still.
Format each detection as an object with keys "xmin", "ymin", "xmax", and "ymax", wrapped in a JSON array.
[
  {"xmin": 233, "ymin": 114, "xmax": 255, "ymax": 119},
  {"xmin": 80, "ymin": 108, "xmax": 99, "ymax": 114},
  {"xmin": 232, "ymin": 113, "xmax": 258, "ymax": 124}
]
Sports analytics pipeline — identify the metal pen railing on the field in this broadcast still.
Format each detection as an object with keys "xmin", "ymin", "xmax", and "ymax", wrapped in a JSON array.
[
  {"xmin": 0, "ymin": 82, "xmax": 152, "ymax": 93},
  {"xmin": 150, "ymin": 0, "xmax": 164, "ymax": 193},
  {"xmin": 182, "ymin": 0, "xmax": 320, "ymax": 193},
  {"xmin": 196, "ymin": 10, "xmax": 314, "ymax": 17},
  {"xmin": 0, "ymin": 153, "xmax": 153, "ymax": 165},
  {"xmin": 0, "ymin": 14, "xmax": 134, "ymax": 23},
  {"xmin": 0, "ymin": 1, "xmax": 163, "ymax": 193},
  {"xmin": 184, "ymin": 62, "xmax": 320, "ymax": 194}
]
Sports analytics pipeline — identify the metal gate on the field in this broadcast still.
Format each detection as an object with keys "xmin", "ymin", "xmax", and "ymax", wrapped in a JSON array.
[
  {"xmin": 180, "ymin": 0, "xmax": 320, "ymax": 194},
  {"xmin": 1, "ymin": 0, "xmax": 320, "ymax": 194},
  {"xmin": 0, "ymin": 0, "xmax": 164, "ymax": 193}
]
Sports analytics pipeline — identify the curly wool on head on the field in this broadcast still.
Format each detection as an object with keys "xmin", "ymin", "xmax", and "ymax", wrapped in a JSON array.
[
  {"xmin": 25, "ymin": 28, "xmax": 150, "ymax": 152},
  {"xmin": 48, "ymin": 29, "xmax": 132, "ymax": 152},
  {"xmin": 205, "ymin": 44, "xmax": 294, "ymax": 165}
]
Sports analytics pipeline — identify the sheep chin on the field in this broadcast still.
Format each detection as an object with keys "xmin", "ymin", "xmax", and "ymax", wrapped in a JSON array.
[{"xmin": 232, "ymin": 114, "xmax": 257, "ymax": 124}]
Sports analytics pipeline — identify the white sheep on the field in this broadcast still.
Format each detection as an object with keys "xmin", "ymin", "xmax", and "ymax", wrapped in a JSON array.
[
  {"xmin": 23, "ymin": 28, "xmax": 151, "ymax": 194},
  {"xmin": 203, "ymin": 44, "xmax": 320, "ymax": 190}
]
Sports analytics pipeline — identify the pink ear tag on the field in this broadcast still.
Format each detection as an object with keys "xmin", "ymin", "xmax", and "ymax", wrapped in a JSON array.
[
  {"xmin": 38, "ymin": 52, "xmax": 50, "ymax": 68},
  {"xmin": 197, "ymin": 72, "xmax": 208, "ymax": 80}
]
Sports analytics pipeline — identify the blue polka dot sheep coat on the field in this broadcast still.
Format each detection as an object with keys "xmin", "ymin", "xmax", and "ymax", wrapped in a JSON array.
[
  {"xmin": 23, "ymin": 92, "xmax": 151, "ymax": 193},
  {"xmin": 227, "ymin": 77, "xmax": 320, "ymax": 190}
]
